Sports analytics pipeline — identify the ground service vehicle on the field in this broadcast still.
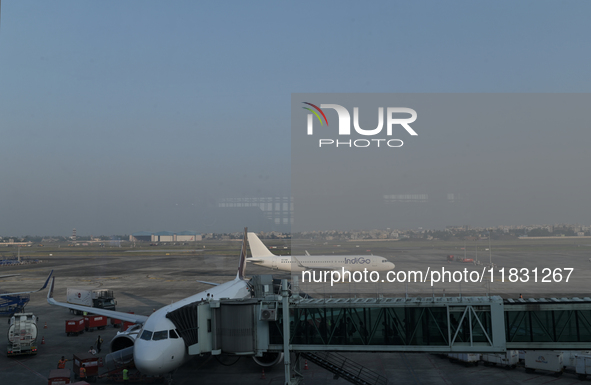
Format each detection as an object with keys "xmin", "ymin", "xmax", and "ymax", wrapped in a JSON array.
[
  {"xmin": 48, "ymin": 369, "xmax": 71, "ymax": 385},
  {"xmin": 447, "ymin": 353, "xmax": 480, "ymax": 366},
  {"xmin": 73, "ymin": 352, "xmax": 101, "ymax": 382},
  {"xmin": 7, "ymin": 312, "xmax": 38, "ymax": 356},
  {"xmin": 524, "ymin": 351, "xmax": 564, "ymax": 374},
  {"xmin": 481, "ymin": 351, "xmax": 519, "ymax": 368},
  {"xmin": 84, "ymin": 315, "xmax": 107, "ymax": 331},
  {"xmin": 110, "ymin": 317, "xmax": 122, "ymax": 328},
  {"xmin": 576, "ymin": 355, "xmax": 591, "ymax": 380},
  {"xmin": 66, "ymin": 318, "xmax": 85, "ymax": 336},
  {"xmin": 67, "ymin": 288, "xmax": 116, "ymax": 315}
]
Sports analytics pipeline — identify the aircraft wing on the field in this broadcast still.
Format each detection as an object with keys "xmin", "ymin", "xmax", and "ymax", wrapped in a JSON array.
[
  {"xmin": 0, "ymin": 270, "xmax": 53, "ymax": 297},
  {"xmin": 47, "ymin": 277, "xmax": 149, "ymax": 324},
  {"xmin": 195, "ymin": 280, "xmax": 220, "ymax": 286},
  {"xmin": 0, "ymin": 274, "xmax": 21, "ymax": 279}
]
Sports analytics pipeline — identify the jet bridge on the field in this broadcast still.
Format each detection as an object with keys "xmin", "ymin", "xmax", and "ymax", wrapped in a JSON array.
[
  {"xmin": 164, "ymin": 278, "xmax": 591, "ymax": 385},
  {"xmin": 504, "ymin": 297, "xmax": 591, "ymax": 349},
  {"xmin": 167, "ymin": 292, "xmax": 591, "ymax": 356},
  {"xmin": 268, "ymin": 296, "xmax": 507, "ymax": 353}
]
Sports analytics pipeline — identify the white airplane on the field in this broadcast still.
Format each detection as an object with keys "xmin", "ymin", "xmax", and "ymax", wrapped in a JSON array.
[
  {"xmin": 47, "ymin": 229, "xmax": 277, "ymax": 380},
  {"xmin": 246, "ymin": 232, "xmax": 395, "ymax": 272},
  {"xmin": 0, "ymin": 270, "xmax": 53, "ymax": 297}
]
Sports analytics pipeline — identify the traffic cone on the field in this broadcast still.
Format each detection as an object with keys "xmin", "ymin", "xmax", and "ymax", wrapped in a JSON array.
[
  {"xmin": 261, "ymin": 369, "xmax": 266, "ymax": 379},
  {"xmin": 44, "ymin": 322, "xmax": 47, "ymax": 329},
  {"xmin": 41, "ymin": 336, "xmax": 45, "ymax": 345},
  {"xmin": 304, "ymin": 360, "xmax": 309, "ymax": 370}
]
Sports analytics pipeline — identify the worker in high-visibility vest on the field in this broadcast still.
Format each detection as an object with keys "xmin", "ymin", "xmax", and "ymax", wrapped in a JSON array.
[
  {"xmin": 80, "ymin": 365, "xmax": 87, "ymax": 379},
  {"xmin": 57, "ymin": 356, "xmax": 68, "ymax": 369},
  {"xmin": 122, "ymin": 367, "xmax": 129, "ymax": 384}
]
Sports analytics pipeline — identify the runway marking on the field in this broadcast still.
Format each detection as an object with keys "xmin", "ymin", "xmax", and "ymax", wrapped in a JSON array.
[{"xmin": 14, "ymin": 360, "xmax": 47, "ymax": 381}]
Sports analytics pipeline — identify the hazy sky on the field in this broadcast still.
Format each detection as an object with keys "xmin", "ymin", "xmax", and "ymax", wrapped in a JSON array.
[
  {"xmin": 292, "ymin": 94, "xmax": 591, "ymax": 232},
  {"xmin": 1, "ymin": 2, "xmax": 590, "ymax": 236}
]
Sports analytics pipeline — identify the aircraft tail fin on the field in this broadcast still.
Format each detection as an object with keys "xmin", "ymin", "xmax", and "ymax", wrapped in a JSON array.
[
  {"xmin": 237, "ymin": 227, "xmax": 248, "ymax": 280},
  {"xmin": 247, "ymin": 232, "xmax": 275, "ymax": 258}
]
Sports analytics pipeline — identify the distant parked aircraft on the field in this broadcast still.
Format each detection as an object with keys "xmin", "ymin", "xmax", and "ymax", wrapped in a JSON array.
[{"xmin": 246, "ymin": 232, "xmax": 394, "ymax": 272}]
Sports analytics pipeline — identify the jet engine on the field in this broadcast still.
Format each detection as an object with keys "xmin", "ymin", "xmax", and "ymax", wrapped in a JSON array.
[
  {"xmin": 110, "ymin": 324, "xmax": 142, "ymax": 352},
  {"xmin": 252, "ymin": 352, "xmax": 284, "ymax": 367}
]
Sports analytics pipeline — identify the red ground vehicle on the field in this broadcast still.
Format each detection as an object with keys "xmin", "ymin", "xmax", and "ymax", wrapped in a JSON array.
[
  {"xmin": 122, "ymin": 321, "xmax": 135, "ymax": 331},
  {"xmin": 66, "ymin": 318, "xmax": 85, "ymax": 336},
  {"xmin": 48, "ymin": 369, "xmax": 71, "ymax": 385},
  {"xmin": 447, "ymin": 255, "xmax": 454, "ymax": 261},
  {"xmin": 73, "ymin": 352, "xmax": 101, "ymax": 382},
  {"xmin": 110, "ymin": 317, "xmax": 122, "ymax": 328},
  {"xmin": 111, "ymin": 311, "xmax": 134, "ymax": 328},
  {"xmin": 84, "ymin": 315, "xmax": 107, "ymax": 332}
]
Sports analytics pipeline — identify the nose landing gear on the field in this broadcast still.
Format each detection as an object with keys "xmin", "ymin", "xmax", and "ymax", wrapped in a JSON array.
[{"xmin": 165, "ymin": 369, "xmax": 178, "ymax": 385}]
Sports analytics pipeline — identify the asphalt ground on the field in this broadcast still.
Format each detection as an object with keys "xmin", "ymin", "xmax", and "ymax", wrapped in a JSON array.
[{"xmin": 0, "ymin": 239, "xmax": 590, "ymax": 385}]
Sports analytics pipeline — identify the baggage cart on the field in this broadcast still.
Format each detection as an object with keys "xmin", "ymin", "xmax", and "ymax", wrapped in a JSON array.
[
  {"xmin": 122, "ymin": 321, "xmax": 135, "ymax": 332},
  {"xmin": 110, "ymin": 317, "xmax": 122, "ymax": 328},
  {"xmin": 481, "ymin": 350, "xmax": 519, "ymax": 368},
  {"xmin": 576, "ymin": 354, "xmax": 591, "ymax": 380},
  {"xmin": 73, "ymin": 352, "xmax": 101, "ymax": 382},
  {"xmin": 84, "ymin": 315, "xmax": 107, "ymax": 332},
  {"xmin": 66, "ymin": 318, "xmax": 85, "ymax": 336},
  {"xmin": 447, "ymin": 353, "xmax": 480, "ymax": 366},
  {"xmin": 524, "ymin": 351, "xmax": 563, "ymax": 374},
  {"xmin": 48, "ymin": 369, "xmax": 71, "ymax": 385}
]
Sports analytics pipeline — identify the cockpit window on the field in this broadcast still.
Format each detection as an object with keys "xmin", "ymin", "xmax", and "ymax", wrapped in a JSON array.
[
  {"xmin": 169, "ymin": 329, "xmax": 179, "ymax": 338},
  {"xmin": 153, "ymin": 331, "xmax": 168, "ymax": 341},
  {"xmin": 140, "ymin": 330, "xmax": 153, "ymax": 341}
]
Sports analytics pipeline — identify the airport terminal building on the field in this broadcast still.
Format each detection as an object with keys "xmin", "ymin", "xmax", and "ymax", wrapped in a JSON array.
[{"xmin": 129, "ymin": 231, "xmax": 201, "ymax": 242}]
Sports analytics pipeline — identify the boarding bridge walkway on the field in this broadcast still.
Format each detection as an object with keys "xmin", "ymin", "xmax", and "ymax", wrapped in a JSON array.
[
  {"xmin": 179, "ymin": 294, "xmax": 591, "ymax": 358},
  {"xmin": 263, "ymin": 296, "xmax": 591, "ymax": 353},
  {"xmin": 167, "ymin": 276, "xmax": 591, "ymax": 385}
]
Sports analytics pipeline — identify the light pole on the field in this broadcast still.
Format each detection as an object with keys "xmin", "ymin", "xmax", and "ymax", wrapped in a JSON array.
[{"xmin": 487, "ymin": 229, "xmax": 492, "ymax": 266}]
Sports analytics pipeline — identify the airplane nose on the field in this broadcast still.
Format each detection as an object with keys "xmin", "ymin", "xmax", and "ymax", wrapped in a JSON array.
[
  {"xmin": 134, "ymin": 340, "xmax": 168, "ymax": 375},
  {"xmin": 389, "ymin": 262, "xmax": 395, "ymax": 269}
]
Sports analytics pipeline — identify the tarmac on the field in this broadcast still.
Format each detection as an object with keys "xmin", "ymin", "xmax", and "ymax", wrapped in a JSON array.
[{"xmin": 1, "ymin": 240, "xmax": 590, "ymax": 384}]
